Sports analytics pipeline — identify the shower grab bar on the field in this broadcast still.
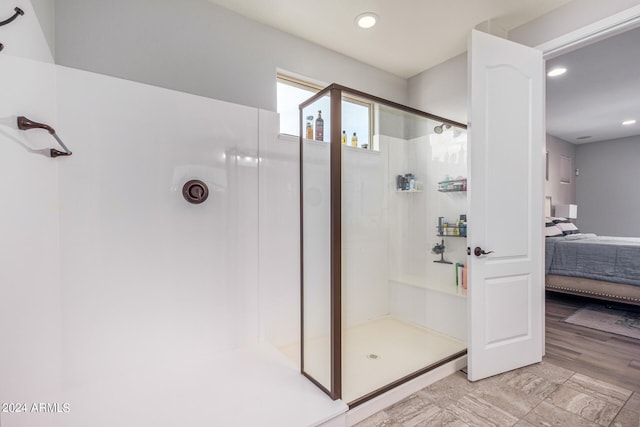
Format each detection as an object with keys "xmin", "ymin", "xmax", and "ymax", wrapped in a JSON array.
[
  {"xmin": 0, "ymin": 7, "xmax": 24, "ymax": 27},
  {"xmin": 17, "ymin": 116, "xmax": 73, "ymax": 158}
]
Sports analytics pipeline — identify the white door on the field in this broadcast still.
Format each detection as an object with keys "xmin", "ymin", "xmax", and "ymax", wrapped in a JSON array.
[{"xmin": 467, "ymin": 29, "xmax": 545, "ymax": 381}]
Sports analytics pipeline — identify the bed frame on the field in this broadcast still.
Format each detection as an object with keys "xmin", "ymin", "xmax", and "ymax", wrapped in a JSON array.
[{"xmin": 546, "ymin": 274, "xmax": 640, "ymax": 306}]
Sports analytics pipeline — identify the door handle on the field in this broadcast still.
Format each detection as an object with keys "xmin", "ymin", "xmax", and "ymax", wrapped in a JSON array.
[{"xmin": 474, "ymin": 247, "xmax": 494, "ymax": 257}]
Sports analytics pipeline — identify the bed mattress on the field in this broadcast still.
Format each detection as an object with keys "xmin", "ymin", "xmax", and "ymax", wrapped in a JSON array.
[{"xmin": 545, "ymin": 233, "xmax": 640, "ymax": 287}]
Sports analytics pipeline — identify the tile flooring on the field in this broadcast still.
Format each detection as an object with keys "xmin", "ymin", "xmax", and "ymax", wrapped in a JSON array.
[{"xmin": 354, "ymin": 361, "xmax": 640, "ymax": 426}]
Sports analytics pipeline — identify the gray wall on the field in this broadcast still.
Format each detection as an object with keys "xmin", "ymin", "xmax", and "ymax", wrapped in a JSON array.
[
  {"xmin": 30, "ymin": 0, "xmax": 54, "ymax": 56},
  {"xmin": 407, "ymin": 3, "xmax": 640, "ymax": 122},
  {"xmin": 509, "ymin": 0, "xmax": 640, "ymax": 48},
  {"xmin": 545, "ymin": 134, "xmax": 576, "ymax": 214},
  {"xmin": 54, "ymin": 0, "xmax": 407, "ymax": 112},
  {"xmin": 52, "ymin": 1, "xmax": 640, "ymax": 119},
  {"xmin": 407, "ymin": 53, "xmax": 467, "ymax": 124},
  {"xmin": 575, "ymin": 135, "xmax": 640, "ymax": 237}
]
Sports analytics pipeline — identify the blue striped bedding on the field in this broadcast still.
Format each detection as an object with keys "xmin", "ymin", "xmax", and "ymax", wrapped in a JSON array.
[{"xmin": 545, "ymin": 233, "xmax": 640, "ymax": 286}]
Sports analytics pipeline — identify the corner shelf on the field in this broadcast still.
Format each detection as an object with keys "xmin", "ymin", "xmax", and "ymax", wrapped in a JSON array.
[
  {"xmin": 436, "ymin": 226, "xmax": 467, "ymax": 238},
  {"xmin": 438, "ymin": 188, "xmax": 467, "ymax": 193},
  {"xmin": 438, "ymin": 178, "xmax": 467, "ymax": 192}
]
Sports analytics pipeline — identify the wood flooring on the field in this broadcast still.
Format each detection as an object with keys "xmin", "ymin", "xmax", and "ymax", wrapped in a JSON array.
[{"xmin": 544, "ymin": 291, "xmax": 640, "ymax": 393}]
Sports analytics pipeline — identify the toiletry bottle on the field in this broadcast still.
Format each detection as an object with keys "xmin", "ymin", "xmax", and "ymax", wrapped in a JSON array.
[
  {"xmin": 404, "ymin": 174, "xmax": 410, "ymax": 190},
  {"xmin": 315, "ymin": 110, "xmax": 324, "ymax": 141},
  {"xmin": 410, "ymin": 175, "xmax": 416, "ymax": 190},
  {"xmin": 351, "ymin": 132, "xmax": 358, "ymax": 147},
  {"xmin": 306, "ymin": 118, "xmax": 313, "ymax": 140},
  {"xmin": 342, "ymin": 130, "xmax": 347, "ymax": 144}
]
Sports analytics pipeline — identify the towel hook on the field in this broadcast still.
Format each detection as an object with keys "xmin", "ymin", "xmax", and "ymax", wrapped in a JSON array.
[
  {"xmin": 17, "ymin": 116, "xmax": 73, "ymax": 158},
  {"xmin": 0, "ymin": 7, "xmax": 24, "ymax": 27}
]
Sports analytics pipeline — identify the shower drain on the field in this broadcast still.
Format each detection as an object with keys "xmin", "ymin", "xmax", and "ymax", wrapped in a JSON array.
[{"xmin": 366, "ymin": 353, "xmax": 380, "ymax": 360}]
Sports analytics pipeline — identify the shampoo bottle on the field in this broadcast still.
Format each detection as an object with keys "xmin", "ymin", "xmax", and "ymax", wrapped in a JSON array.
[
  {"xmin": 351, "ymin": 132, "xmax": 358, "ymax": 147},
  {"xmin": 306, "ymin": 117, "xmax": 313, "ymax": 140},
  {"xmin": 315, "ymin": 111, "xmax": 324, "ymax": 141}
]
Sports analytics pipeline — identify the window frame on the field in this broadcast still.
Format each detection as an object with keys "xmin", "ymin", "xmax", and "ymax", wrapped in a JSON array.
[{"xmin": 277, "ymin": 73, "xmax": 375, "ymax": 150}]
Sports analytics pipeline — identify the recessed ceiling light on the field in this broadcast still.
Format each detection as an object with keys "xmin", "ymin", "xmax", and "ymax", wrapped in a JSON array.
[
  {"xmin": 576, "ymin": 136, "xmax": 592, "ymax": 140},
  {"xmin": 547, "ymin": 67, "xmax": 567, "ymax": 77},
  {"xmin": 622, "ymin": 119, "xmax": 637, "ymax": 125},
  {"xmin": 355, "ymin": 12, "xmax": 378, "ymax": 29}
]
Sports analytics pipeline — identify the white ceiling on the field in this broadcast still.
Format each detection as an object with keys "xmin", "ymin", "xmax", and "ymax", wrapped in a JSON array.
[
  {"xmin": 208, "ymin": 0, "xmax": 640, "ymax": 144},
  {"xmin": 207, "ymin": 0, "xmax": 570, "ymax": 78},
  {"xmin": 546, "ymin": 25, "xmax": 640, "ymax": 144}
]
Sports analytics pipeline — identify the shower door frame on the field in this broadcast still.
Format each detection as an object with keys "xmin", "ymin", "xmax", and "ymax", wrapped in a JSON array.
[{"xmin": 299, "ymin": 84, "xmax": 467, "ymax": 404}]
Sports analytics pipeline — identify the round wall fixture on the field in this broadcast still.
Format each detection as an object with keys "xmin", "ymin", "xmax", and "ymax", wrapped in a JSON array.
[{"xmin": 182, "ymin": 179, "xmax": 209, "ymax": 204}]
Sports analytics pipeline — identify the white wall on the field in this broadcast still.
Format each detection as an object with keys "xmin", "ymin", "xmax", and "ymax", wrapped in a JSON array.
[
  {"xmin": 545, "ymin": 134, "xmax": 576, "ymax": 212},
  {"xmin": 56, "ymin": 66, "xmax": 262, "ymax": 387},
  {"xmin": 342, "ymin": 143, "xmax": 389, "ymax": 326},
  {"xmin": 53, "ymin": 0, "xmax": 407, "ymax": 113},
  {"xmin": 0, "ymin": 54, "xmax": 61, "ymax": 415},
  {"xmin": 258, "ymin": 133, "xmax": 300, "ymax": 348},
  {"xmin": 575, "ymin": 135, "xmax": 640, "ymax": 237},
  {"xmin": 0, "ymin": 53, "xmax": 278, "ymax": 426},
  {"xmin": 387, "ymin": 130, "xmax": 468, "ymax": 342}
]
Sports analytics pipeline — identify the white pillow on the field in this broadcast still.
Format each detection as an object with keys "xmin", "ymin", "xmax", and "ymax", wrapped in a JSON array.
[
  {"xmin": 557, "ymin": 222, "xmax": 579, "ymax": 235},
  {"xmin": 545, "ymin": 224, "xmax": 564, "ymax": 237}
]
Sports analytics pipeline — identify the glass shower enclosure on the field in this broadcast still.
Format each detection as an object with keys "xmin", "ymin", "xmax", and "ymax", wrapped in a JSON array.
[{"xmin": 300, "ymin": 85, "xmax": 469, "ymax": 405}]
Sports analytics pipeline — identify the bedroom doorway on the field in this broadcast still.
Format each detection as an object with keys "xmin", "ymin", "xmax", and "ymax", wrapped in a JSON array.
[{"xmin": 537, "ymin": 5, "xmax": 640, "ymax": 351}]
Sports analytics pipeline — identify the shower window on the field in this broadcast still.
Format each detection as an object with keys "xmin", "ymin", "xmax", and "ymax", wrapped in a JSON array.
[
  {"xmin": 277, "ymin": 74, "xmax": 322, "ymax": 136},
  {"xmin": 278, "ymin": 74, "xmax": 373, "ymax": 149}
]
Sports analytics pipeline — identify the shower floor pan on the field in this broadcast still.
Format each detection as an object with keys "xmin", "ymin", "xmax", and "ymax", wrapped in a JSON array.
[{"xmin": 282, "ymin": 316, "xmax": 467, "ymax": 404}]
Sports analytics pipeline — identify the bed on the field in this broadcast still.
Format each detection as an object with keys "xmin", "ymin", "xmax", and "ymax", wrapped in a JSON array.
[
  {"xmin": 544, "ymin": 197, "xmax": 640, "ymax": 306},
  {"xmin": 545, "ymin": 234, "xmax": 640, "ymax": 306}
]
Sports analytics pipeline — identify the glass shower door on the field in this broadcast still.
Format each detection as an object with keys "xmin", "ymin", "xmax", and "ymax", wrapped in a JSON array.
[{"xmin": 300, "ymin": 90, "xmax": 339, "ymax": 397}]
